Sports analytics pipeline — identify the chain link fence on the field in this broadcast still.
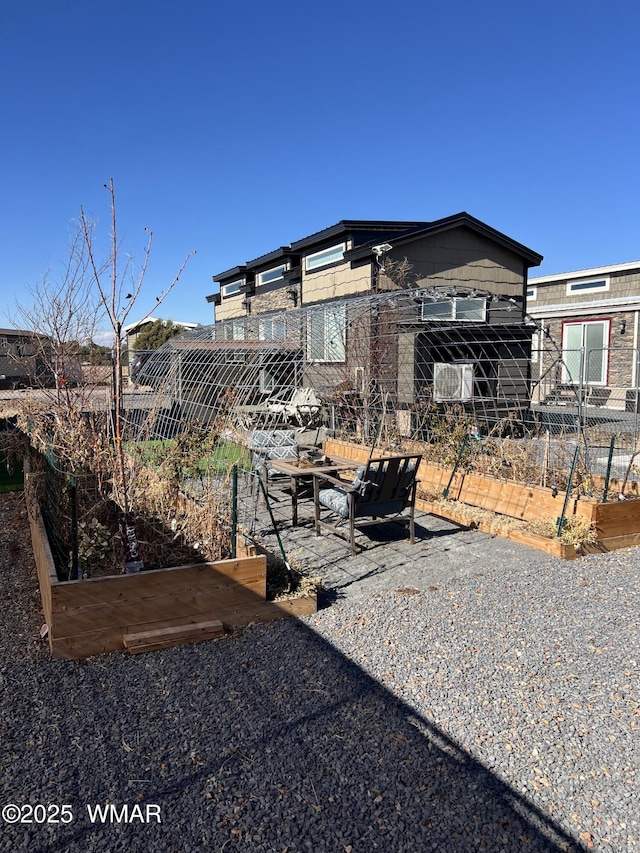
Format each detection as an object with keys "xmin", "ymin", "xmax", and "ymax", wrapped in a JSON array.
[{"xmin": 115, "ymin": 290, "xmax": 638, "ymax": 495}]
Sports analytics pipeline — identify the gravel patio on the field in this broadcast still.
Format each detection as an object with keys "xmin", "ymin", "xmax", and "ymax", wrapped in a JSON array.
[{"xmin": 1, "ymin": 489, "xmax": 638, "ymax": 851}]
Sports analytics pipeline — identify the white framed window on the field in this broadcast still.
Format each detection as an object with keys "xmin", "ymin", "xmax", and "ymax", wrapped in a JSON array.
[
  {"xmin": 221, "ymin": 279, "xmax": 243, "ymax": 298},
  {"xmin": 307, "ymin": 303, "xmax": 346, "ymax": 362},
  {"xmin": 531, "ymin": 331, "xmax": 540, "ymax": 364},
  {"xmin": 527, "ymin": 286, "xmax": 537, "ymax": 301},
  {"xmin": 566, "ymin": 277, "xmax": 609, "ymax": 296},
  {"xmin": 259, "ymin": 315, "xmax": 286, "ymax": 341},
  {"xmin": 421, "ymin": 297, "xmax": 486, "ymax": 322},
  {"xmin": 224, "ymin": 319, "xmax": 245, "ymax": 341},
  {"xmin": 304, "ymin": 243, "xmax": 346, "ymax": 272},
  {"xmin": 259, "ymin": 367, "xmax": 277, "ymax": 392},
  {"xmin": 561, "ymin": 320, "xmax": 609, "ymax": 385},
  {"xmin": 258, "ymin": 265, "xmax": 286, "ymax": 286}
]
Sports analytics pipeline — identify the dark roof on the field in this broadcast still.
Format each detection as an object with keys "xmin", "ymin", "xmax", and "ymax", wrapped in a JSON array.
[
  {"xmin": 0, "ymin": 327, "xmax": 39, "ymax": 337},
  {"xmin": 210, "ymin": 214, "xmax": 542, "ymax": 288},
  {"xmin": 213, "ymin": 247, "xmax": 299, "ymax": 284},
  {"xmin": 211, "ymin": 264, "xmax": 247, "ymax": 283},
  {"xmin": 244, "ymin": 246, "xmax": 298, "ymax": 271},
  {"xmin": 211, "ymin": 221, "xmax": 429, "ymax": 283},
  {"xmin": 289, "ymin": 220, "xmax": 429, "ymax": 252},
  {"xmin": 347, "ymin": 212, "xmax": 543, "ymax": 267}
]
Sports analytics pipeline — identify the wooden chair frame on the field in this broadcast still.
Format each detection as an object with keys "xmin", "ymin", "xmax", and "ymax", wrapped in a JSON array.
[{"xmin": 313, "ymin": 454, "xmax": 422, "ymax": 555}]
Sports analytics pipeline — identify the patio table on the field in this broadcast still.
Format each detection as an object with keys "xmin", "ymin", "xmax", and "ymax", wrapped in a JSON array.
[{"xmin": 268, "ymin": 455, "xmax": 357, "ymax": 526}]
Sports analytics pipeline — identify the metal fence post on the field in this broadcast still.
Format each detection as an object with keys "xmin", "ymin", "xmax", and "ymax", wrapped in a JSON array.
[
  {"xmin": 69, "ymin": 474, "xmax": 79, "ymax": 580},
  {"xmin": 231, "ymin": 464, "xmax": 238, "ymax": 559}
]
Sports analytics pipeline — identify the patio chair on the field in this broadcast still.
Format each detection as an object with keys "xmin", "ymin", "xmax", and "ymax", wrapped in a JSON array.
[
  {"xmin": 249, "ymin": 429, "xmax": 299, "ymax": 487},
  {"xmin": 267, "ymin": 387, "xmax": 322, "ymax": 428},
  {"xmin": 313, "ymin": 454, "xmax": 422, "ymax": 555}
]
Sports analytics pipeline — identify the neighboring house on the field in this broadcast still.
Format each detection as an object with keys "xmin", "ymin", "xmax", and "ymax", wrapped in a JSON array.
[
  {"xmin": 527, "ymin": 261, "xmax": 640, "ymax": 411},
  {"xmin": 0, "ymin": 328, "xmax": 39, "ymax": 389},
  {"xmin": 203, "ymin": 214, "xmax": 543, "ymax": 427},
  {"xmin": 123, "ymin": 317, "xmax": 200, "ymax": 376},
  {"xmin": 208, "ymin": 214, "xmax": 542, "ymax": 321},
  {"xmin": 124, "ymin": 317, "xmax": 200, "ymax": 351}
]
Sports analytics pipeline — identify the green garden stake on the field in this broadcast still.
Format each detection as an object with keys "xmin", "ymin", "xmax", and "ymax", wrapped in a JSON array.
[
  {"xmin": 557, "ymin": 444, "xmax": 580, "ymax": 536},
  {"xmin": 69, "ymin": 474, "xmax": 79, "ymax": 580},
  {"xmin": 602, "ymin": 436, "xmax": 615, "ymax": 503},
  {"xmin": 443, "ymin": 433, "xmax": 469, "ymax": 498},
  {"xmin": 258, "ymin": 476, "xmax": 293, "ymax": 585},
  {"xmin": 231, "ymin": 464, "xmax": 238, "ymax": 558}
]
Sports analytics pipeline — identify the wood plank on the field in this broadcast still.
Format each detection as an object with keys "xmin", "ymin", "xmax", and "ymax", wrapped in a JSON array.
[
  {"xmin": 26, "ymin": 492, "xmax": 55, "ymax": 631},
  {"xmin": 595, "ymin": 500, "xmax": 640, "ymax": 538},
  {"xmin": 51, "ymin": 556, "xmax": 266, "ymax": 610},
  {"xmin": 123, "ymin": 619, "xmax": 226, "ymax": 653},
  {"xmin": 416, "ymin": 498, "xmax": 577, "ymax": 560},
  {"xmin": 50, "ymin": 595, "xmax": 318, "ymax": 659},
  {"xmin": 507, "ymin": 529, "xmax": 578, "ymax": 559},
  {"xmin": 52, "ymin": 564, "xmax": 266, "ymax": 613},
  {"xmin": 50, "ymin": 577, "xmax": 266, "ymax": 638},
  {"xmin": 323, "ymin": 439, "xmax": 369, "ymax": 463},
  {"xmin": 53, "ymin": 556, "xmax": 266, "ymax": 611},
  {"xmin": 590, "ymin": 474, "xmax": 640, "ymax": 497},
  {"xmin": 582, "ymin": 532, "xmax": 640, "ymax": 553}
]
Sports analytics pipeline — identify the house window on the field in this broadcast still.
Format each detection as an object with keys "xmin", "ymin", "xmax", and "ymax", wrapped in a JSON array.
[
  {"xmin": 531, "ymin": 331, "xmax": 540, "ymax": 364},
  {"xmin": 307, "ymin": 303, "xmax": 346, "ymax": 362},
  {"xmin": 259, "ymin": 315, "xmax": 286, "ymax": 341},
  {"xmin": 259, "ymin": 367, "xmax": 277, "ymax": 392},
  {"xmin": 304, "ymin": 243, "xmax": 346, "ymax": 272},
  {"xmin": 224, "ymin": 319, "xmax": 245, "ymax": 341},
  {"xmin": 221, "ymin": 279, "xmax": 243, "ymax": 298},
  {"xmin": 566, "ymin": 277, "xmax": 609, "ymax": 295},
  {"xmin": 258, "ymin": 265, "xmax": 286, "ymax": 286},
  {"xmin": 561, "ymin": 320, "xmax": 609, "ymax": 385},
  {"xmin": 421, "ymin": 297, "xmax": 486, "ymax": 322},
  {"xmin": 527, "ymin": 286, "xmax": 537, "ymax": 301}
]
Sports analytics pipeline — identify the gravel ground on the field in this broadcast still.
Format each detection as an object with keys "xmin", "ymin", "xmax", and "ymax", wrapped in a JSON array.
[{"xmin": 0, "ymin": 490, "xmax": 638, "ymax": 852}]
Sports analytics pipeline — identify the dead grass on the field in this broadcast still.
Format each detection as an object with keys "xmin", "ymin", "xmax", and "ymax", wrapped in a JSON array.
[
  {"xmin": 420, "ymin": 491, "xmax": 598, "ymax": 550},
  {"xmin": 526, "ymin": 514, "xmax": 598, "ymax": 547}
]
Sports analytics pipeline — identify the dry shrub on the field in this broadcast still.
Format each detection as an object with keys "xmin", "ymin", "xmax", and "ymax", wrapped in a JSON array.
[
  {"xmin": 124, "ymin": 430, "xmax": 233, "ymax": 566},
  {"xmin": 526, "ymin": 514, "xmax": 597, "ymax": 547},
  {"xmin": 257, "ymin": 545, "xmax": 322, "ymax": 601},
  {"xmin": 416, "ymin": 483, "xmax": 444, "ymax": 502},
  {"xmin": 419, "ymin": 491, "xmax": 597, "ymax": 549},
  {"xmin": 19, "ymin": 402, "xmax": 236, "ymax": 575},
  {"xmin": 475, "ymin": 437, "xmax": 542, "ymax": 484},
  {"xmin": 427, "ymin": 496, "xmax": 526, "ymax": 537}
]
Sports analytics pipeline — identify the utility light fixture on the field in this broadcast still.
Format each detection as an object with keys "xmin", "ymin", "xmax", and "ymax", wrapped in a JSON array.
[{"xmin": 372, "ymin": 243, "xmax": 393, "ymax": 256}]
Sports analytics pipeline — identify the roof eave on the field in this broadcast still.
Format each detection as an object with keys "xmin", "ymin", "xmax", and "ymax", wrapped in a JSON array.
[{"xmin": 347, "ymin": 212, "xmax": 543, "ymax": 267}]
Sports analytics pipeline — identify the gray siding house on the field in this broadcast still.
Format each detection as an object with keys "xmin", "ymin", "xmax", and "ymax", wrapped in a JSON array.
[
  {"xmin": 203, "ymin": 213, "xmax": 543, "ymax": 429},
  {"xmin": 528, "ymin": 260, "xmax": 640, "ymax": 410}
]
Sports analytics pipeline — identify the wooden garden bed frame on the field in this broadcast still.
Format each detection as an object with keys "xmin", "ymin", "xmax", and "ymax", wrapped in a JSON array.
[
  {"xmin": 323, "ymin": 438, "xmax": 640, "ymax": 558},
  {"xmin": 26, "ymin": 480, "xmax": 316, "ymax": 659}
]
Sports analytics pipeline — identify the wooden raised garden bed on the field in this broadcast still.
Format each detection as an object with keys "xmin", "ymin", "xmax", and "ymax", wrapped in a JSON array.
[
  {"xmin": 323, "ymin": 438, "xmax": 640, "ymax": 558},
  {"xmin": 27, "ymin": 490, "xmax": 316, "ymax": 659}
]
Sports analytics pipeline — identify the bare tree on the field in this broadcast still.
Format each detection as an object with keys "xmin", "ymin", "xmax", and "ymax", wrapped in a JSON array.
[
  {"xmin": 12, "ymin": 179, "xmax": 193, "ymax": 515},
  {"xmin": 11, "ymin": 223, "xmax": 104, "ymax": 410},
  {"xmin": 79, "ymin": 178, "xmax": 194, "ymax": 516}
]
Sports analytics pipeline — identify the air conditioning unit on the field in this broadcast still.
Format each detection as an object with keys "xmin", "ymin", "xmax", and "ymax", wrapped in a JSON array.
[{"xmin": 433, "ymin": 363, "xmax": 474, "ymax": 402}]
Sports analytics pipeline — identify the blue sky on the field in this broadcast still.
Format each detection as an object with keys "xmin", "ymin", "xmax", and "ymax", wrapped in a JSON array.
[{"xmin": 1, "ymin": 0, "xmax": 639, "ymax": 336}]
